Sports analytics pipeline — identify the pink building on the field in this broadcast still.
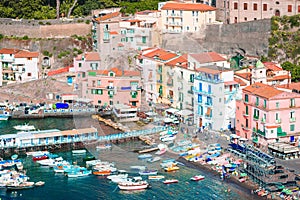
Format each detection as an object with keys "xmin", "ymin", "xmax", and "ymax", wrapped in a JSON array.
[
  {"xmin": 236, "ymin": 82, "xmax": 300, "ymax": 147},
  {"xmin": 80, "ymin": 67, "xmax": 141, "ymax": 108},
  {"xmin": 73, "ymin": 52, "xmax": 101, "ymax": 73}
]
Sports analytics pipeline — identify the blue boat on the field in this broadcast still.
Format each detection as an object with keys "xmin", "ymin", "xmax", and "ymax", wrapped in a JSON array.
[{"xmin": 138, "ymin": 154, "xmax": 152, "ymax": 159}]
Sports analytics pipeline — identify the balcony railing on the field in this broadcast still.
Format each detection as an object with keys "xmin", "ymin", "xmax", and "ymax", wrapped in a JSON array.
[
  {"xmin": 275, "ymin": 119, "xmax": 281, "ymax": 124},
  {"xmin": 194, "ymin": 75, "xmax": 223, "ymax": 84},
  {"xmin": 193, "ymin": 89, "xmax": 213, "ymax": 95},
  {"xmin": 290, "ymin": 117, "xmax": 296, "ymax": 122},
  {"xmin": 243, "ymin": 112, "xmax": 249, "ymax": 117}
]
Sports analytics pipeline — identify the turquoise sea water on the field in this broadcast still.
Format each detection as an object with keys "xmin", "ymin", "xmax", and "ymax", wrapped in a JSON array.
[{"xmin": 0, "ymin": 118, "xmax": 257, "ymax": 200}]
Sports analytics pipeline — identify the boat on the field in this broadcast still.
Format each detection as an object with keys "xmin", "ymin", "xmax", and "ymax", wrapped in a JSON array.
[
  {"xmin": 72, "ymin": 149, "xmax": 87, "ymax": 154},
  {"xmin": 14, "ymin": 123, "xmax": 36, "ymax": 131},
  {"xmin": 32, "ymin": 155, "xmax": 48, "ymax": 161},
  {"xmin": 107, "ymin": 171, "xmax": 128, "ymax": 183},
  {"xmin": 0, "ymin": 104, "xmax": 11, "ymax": 121},
  {"xmin": 130, "ymin": 166, "xmax": 146, "ymax": 171},
  {"xmin": 155, "ymin": 148, "xmax": 167, "ymax": 155},
  {"xmin": 118, "ymin": 177, "xmax": 149, "ymax": 191},
  {"xmin": 11, "ymin": 154, "xmax": 18, "ymax": 160},
  {"xmin": 147, "ymin": 156, "xmax": 161, "ymax": 163},
  {"xmin": 83, "ymin": 155, "xmax": 96, "ymax": 162},
  {"xmin": 6, "ymin": 181, "xmax": 35, "ymax": 190},
  {"xmin": 96, "ymin": 144, "xmax": 112, "ymax": 150},
  {"xmin": 138, "ymin": 147, "xmax": 159, "ymax": 154},
  {"xmin": 190, "ymin": 175, "xmax": 205, "ymax": 181},
  {"xmin": 35, "ymin": 181, "xmax": 45, "ymax": 186},
  {"xmin": 148, "ymin": 175, "xmax": 165, "ymax": 180},
  {"xmin": 138, "ymin": 154, "xmax": 152, "ymax": 159},
  {"xmin": 163, "ymin": 179, "xmax": 178, "ymax": 184},
  {"xmin": 164, "ymin": 165, "xmax": 180, "ymax": 172},
  {"xmin": 26, "ymin": 151, "xmax": 49, "ymax": 157},
  {"xmin": 66, "ymin": 168, "xmax": 92, "ymax": 178},
  {"xmin": 139, "ymin": 169, "xmax": 158, "ymax": 176}
]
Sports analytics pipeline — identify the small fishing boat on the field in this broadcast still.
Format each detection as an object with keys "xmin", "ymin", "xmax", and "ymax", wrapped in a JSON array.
[
  {"xmin": 14, "ymin": 123, "xmax": 36, "ymax": 131},
  {"xmin": 35, "ymin": 181, "xmax": 45, "ymax": 186},
  {"xmin": 130, "ymin": 166, "xmax": 146, "ymax": 171},
  {"xmin": 190, "ymin": 175, "xmax": 205, "ymax": 181},
  {"xmin": 96, "ymin": 144, "xmax": 112, "ymax": 150},
  {"xmin": 155, "ymin": 148, "xmax": 167, "ymax": 155},
  {"xmin": 118, "ymin": 177, "xmax": 149, "ymax": 191},
  {"xmin": 147, "ymin": 156, "xmax": 161, "ymax": 163},
  {"xmin": 138, "ymin": 154, "xmax": 152, "ymax": 159},
  {"xmin": 6, "ymin": 181, "xmax": 35, "ymax": 190},
  {"xmin": 139, "ymin": 169, "xmax": 158, "ymax": 176},
  {"xmin": 26, "ymin": 151, "xmax": 49, "ymax": 157},
  {"xmin": 148, "ymin": 175, "xmax": 165, "ymax": 180},
  {"xmin": 107, "ymin": 171, "xmax": 128, "ymax": 183},
  {"xmin": 67, "ymin": 169, "xmax": 92, "ymax": 178},
  {"xmin": 83, "ymin": 155, "xmax": 96, "ymax": 162},
  {"xmin": 33, "ymin": 155, "xmax": 48, "ymax": 161},
  {"xmin": 164, "ymin": 165, "xmax": 180, "ymax": 172},
  {"xmin": 163, "ymin": 179, "xmax": 178, "ymax": 184},
  {"xmin": 72, "ymin": 149, "xmax": 87, "ymax": 154}
]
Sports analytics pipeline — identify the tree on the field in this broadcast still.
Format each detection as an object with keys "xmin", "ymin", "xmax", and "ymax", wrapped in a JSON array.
[{"xmin": 67, "ymin": 0, "xmax": 78, "ymax": 18}]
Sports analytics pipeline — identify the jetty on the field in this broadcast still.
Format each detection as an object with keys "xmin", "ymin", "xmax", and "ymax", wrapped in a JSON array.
[
  {"xmin": 92, "ymin": 115, "xmax": 131, "ymax": 132},
  {"xmin": 0, "ymin": 125, "xmax": 166, "ymax": 157}
]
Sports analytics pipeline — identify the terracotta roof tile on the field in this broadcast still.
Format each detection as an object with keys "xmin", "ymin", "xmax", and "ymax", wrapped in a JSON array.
[
  {"xmin": 263, "ymin": 62, "xmax": 282, "ymax": 71},
  {"xmin": 94, "ymin": 12, "xmax": 120, "ymax": 22},
  {"xmin": 234, "ymin": 77, "xmax": 247, "ymax": 86},
  {"xmin": 190, "ymin": 52, "xmax": 227, "ymax": 64},
  {"xmin": 109, "ymin": 31, "xmax": 118, "ymax": 35},
  {"xmin": 196, "ymin": 67, "xmax": 221, "ymax": 75},
  {"xmin": 243, "ymin": 83, "xmax": 284, "ymax": 99},
  {"xmin": 143, "ymin": 48, "xmax": 178, "ymax": 61},
  {"xmin": 14, "ymin": 50, "xmax": 39, "ymax": 58},
  {"xmin": 277, "ymin": 82, "xmax": 300, "ymax": 91},
  {"xmin": 161, "ymin": 2, "xmax": 217, "ymax": 11},
  {"xmin": 76, "ymin": 52, "xmax": 100, "ymax": 61},
  {"xmin": 235, "ymin": 72, "xmax": 252, "ymax": 81},
  {"xmin": 0, "ymin": 48, "xmax": 20, "ymax": 54},
  {"xmin": 96, "ymin": 68, "xmax": 140, "ymax": 77},
  {"xmin": 165, "ymin": 54, "xmax": 188, "ymax": 68},
  {"xmin": 267, "ymin": 74, "xmax": 290, "ymax": 81}
]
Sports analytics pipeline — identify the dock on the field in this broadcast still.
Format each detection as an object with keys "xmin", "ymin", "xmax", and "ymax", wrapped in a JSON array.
[{"xmin": 92, "ymin": 115, "xmax": 131, "ymax": 132}]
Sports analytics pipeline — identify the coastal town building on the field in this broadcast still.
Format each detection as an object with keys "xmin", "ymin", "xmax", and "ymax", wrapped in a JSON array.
[
  {"xmin": 0, "ymin": 48, "xmax": 39, "ymax": 86},
  {"xmin": 78, "ymin": 67, "xmax": 141, "ymax": 108},
  {"xmin": 194, "ymin": 65, "xmax": 238, "ymax": 131},
  {"xmin": 215, "ymin": 0, "xmax": 300, "ymax": 24},
  {"xmin": 235, "ymin": 83, "xmax": 300, "ymax": 148},
  {"xmin": 234, "ymin": 60, "xmax": 291, "ymax": 87},
  {"xmin": 160, "ymin": 1, "xmax": 217, "ymax": 33},
  {"xmin": 112, "ymin": 103, "xmax": 139, "ymax": 122}
]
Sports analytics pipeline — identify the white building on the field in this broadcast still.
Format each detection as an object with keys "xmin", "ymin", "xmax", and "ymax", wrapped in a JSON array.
[
  {"xmin": 160, "ymin": 2, "xmax": 217, "ymax": 33},
  {"xmin": 194, "ymin": 65, "xmax": 238, "ymax": 131}
]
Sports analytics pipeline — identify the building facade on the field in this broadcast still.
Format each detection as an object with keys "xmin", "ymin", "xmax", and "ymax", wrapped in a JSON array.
[
  {"xmin": 236, "ymin": 83, "xmax": 300, "ymax": 147},
  {"xmin": 160, "ymin": 2, "xmax": 217, "ymax": 33},
  {"xmin": 194, "ymin": 65, "xmax": 238, "ymax": 131},
  {"xmin": 216, "ymin": 0, "xmax": 300, "ymax": 24},
  {"xmin": 80, "ymin": 68, "xmax": 141, "ymax": 108}
]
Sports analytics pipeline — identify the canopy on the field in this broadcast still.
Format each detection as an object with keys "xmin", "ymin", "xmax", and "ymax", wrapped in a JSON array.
[{"xmin": 176, "ymin": 109, "xmax": 193, "ymax": 116}]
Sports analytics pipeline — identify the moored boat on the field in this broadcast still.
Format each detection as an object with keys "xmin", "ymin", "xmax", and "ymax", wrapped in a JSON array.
[
  {"xmin": 96, "ymin": 144, "xmax": 112, "ymax": 150},
  {"xmin": 148, "ymin": 175, "xmax": 165, "ymax": 180},
  {"xmin": 35, "ymin": 181, "xmax": 45, "ymax": 186},
  {"xmin": 66, "ymin": 168, "xmax": 92, "ymax": 178},
  {"xmin": 33, "ymin": 155, "xmax": 48, "ymax": 161},
  {"xmin": 138, "ymin": 154, "xmax": 152, "ymax": 159},
  {"xmin": 14, "ymin": 123, "xmax": 36, "ymax": 131},
  {"xmin": 155, "ymin": 148, "xmax": 167, "ymax": 155},
  {"xmin": 118, "ymin": 177, "xmax": 149, "ymax": 191},
  {"xmin": 72, "ymin": 149, "xmax": 87, "ymax": 154},
  {"xmin": 190, "ymin": 175, "xmax": 205, "ymax": 181},
  {"xmin": 147, "ymin": 156, "xmax": 161, "ymax": 163},
  {"xmin": 164, "ymin": 165, "xmax": 180, "ymax": 172},
  {"xmin": 163, "ymin": 179, "xmax": 178, "ymax": 184},
  {"xmin": 139, "ymin": 169, "xmax": 158, "ymax": 176},
  {"xmin": 6, "ymin": 181, "xmax": 35, "ymax": 190}
]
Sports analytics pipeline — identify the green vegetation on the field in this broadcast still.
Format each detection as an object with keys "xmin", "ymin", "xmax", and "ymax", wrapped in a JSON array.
[
  {"xmin": 0, "ymin": 0, "xmax": 167, "ymax": 20},
  {"xmin": 268, "ymin": 15, "xmax": 300, "ymax": 81}
]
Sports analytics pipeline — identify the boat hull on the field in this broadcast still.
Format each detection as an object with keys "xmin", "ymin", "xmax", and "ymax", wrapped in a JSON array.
[{"xmin": 118, "ymin": 184, "xmax": 148, "ymax": 190}]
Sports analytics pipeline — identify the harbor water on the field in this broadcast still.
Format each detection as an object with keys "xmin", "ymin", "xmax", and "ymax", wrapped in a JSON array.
[{"xmin": 0, "ymin": 118, "xmax": 256, "ymax": 200}]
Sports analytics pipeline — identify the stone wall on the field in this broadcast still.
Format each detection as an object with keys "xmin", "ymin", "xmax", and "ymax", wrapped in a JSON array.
[
  {"xmin": 162, "ymin": 19, "xmax": 271, "ymax": 57},
  {"xmin": 0, "ymin": 18, "xmax": 91, "ymax": 38}
]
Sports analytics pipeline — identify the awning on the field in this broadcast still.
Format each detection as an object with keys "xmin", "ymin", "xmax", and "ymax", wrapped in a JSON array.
[
  {"xmin": 176, "ymin": 109, "xmax": 193, "ymax": 116},
  {"xmin": 277, "ymin": 126, "xmax": 282, "ymax": 134}
]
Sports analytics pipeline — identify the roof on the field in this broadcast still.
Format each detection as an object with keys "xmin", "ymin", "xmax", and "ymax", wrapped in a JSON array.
[
  {"xmin": 96, "ymin": 67, "xmax": 140, "ymax": 77},
  {"xmin": 161, "ymin": 2, "xmax": 217, "ymax": 11},
  {"xmin": 165, "ymin": 54, "xmax": 188, "ymax": 68},
  {"xmin": 94, "ymin": 11, "xmax": 120, "ymax": 22},
  {"xmin": 267, "ymin": 74, "xmax": 290, "ymax": 81},
  {"xmin": 136, "ymin": 10, "xmax": 159, "ymax": 15},
  {"xmin": 76, "ymin": 52, "xmax": 100, "ymax": 61},
  {"xmin": 14, "ymin": 50, "xmax": 39, "ymax": 58},
  {"xmin": 143, "ymin": 48, "xmax": 178, "ymax": 61},
  {"xmin": 235, "ymin": 72, "xmax": 251, "ymax": 81},
  {"xmin": 224, "ymin": 80, "xmax": 238, "ymax": 86},
  {"xmin": 277, "ymin": 82, "xmax": 300, "ymax": 91},
  {"xmin": 243, "ymin": 83, "xmax": 284, "ymax": 99},
  {"xmin": 190, "ymin": 52, "xmax": 227, "ymax": 64},
  {"xmin": 109, "ymin": 31, "xmax": 118, "ymax": 35},
  {"xmin": 265, "ymin": 125, "xmax": 278, "ymax": 129},
  {"xmin": 0, "ymin": 48, "xmax": 20, "ymax": 54},
  {"xmin": 234, "ymin": 77, "xmax": 247, "ymax": 86},
  {"xmin": 263, "ymin": 62, "xmax": 282, "ymax": 71},
  {"xmin": 124, "ymin": 19, "xmax": 141, "ymax": 23},
  {"xmin": 196, "ymin": 65, "xmax": 230, "ymax": 74}
]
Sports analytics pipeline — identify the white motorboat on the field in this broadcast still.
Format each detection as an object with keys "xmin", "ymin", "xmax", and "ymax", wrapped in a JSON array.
[
  {"xmin": 14, "ymin": 124, "xmax": 36, "ymax": 131},
  {"xmin": 118, "ymin": 177, "xmax": 149, "ymax": 191},
  {"xmin": 72, "ymin": 149, "xmax": 86, "ymax": 154}
]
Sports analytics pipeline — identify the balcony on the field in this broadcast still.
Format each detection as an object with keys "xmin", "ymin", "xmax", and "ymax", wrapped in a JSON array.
[
  {"xmin": 242, "ymin": 125, "xmax": 250, "ymax": 131},
  {"xmin": 205, "ymin": 115, "xmax": 212, "ymax": 120},
  {"xmin": 290, "ymin": 117, "xmax": 296, "ymax": 122},
  {"xmin": 275, "ymin": 119, "xmax": 281, "ymax": 124},
  {"xmin": 243, "ymin": 112, "xmax": 249, "ymax": 117},
  {"xmin": 193, "ymin": 89, "xmax": 213, "ymax": 96},
  {"xmin": 194, "ymin": 75, "xmax": 223, "ymax": 84},
  {"xmin": 252, "ymin": 137, "xmax": 258, "ymax": 143},
  {"xmin": 166, "ymin": 22, "xmax": 183, "ymax": 26},
  {"xmin": 253, "ymin": 115, "xmax": 259, "ymax": 121},
  {"xmin": 261, "ymin": 118, "xmax": 266, "ymax": 124},
  {"xmin": 168, "ymin": 13, "xmax": 183, "ymax": 18},
  {"xmin": 106, "ymin": 86, "xmax": 114, "ymax": 90},
  {"xmin": 224, "ymin": 90, "xmax": 237, "ymax": 95}
]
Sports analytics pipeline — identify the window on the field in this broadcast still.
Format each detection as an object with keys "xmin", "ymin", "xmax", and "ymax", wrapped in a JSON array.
[
  {"xmin": 109, "ymin": 72, "xmax": 114, "ymax": 77},
  {"xmin": 97, "ymin": 80, "xmax": 101, "ymax": 86},
  {"xmin": 90, "ymin": 63, "xmax": 98, "ymax": 70},
  {"xmin": 253, "ymin": 3, "xmax": 257, "ymax": 11},
  {"xmin": 96, "ymin": 89, "xmax": 103, "ymax": 95},
  {"xmin": 245, "ymin": 94, "xmax": 248, "ymax": 102},
  {"xmin": 290, "ymin": 98, "xmax": 295, "ymax": 107},
  {"xmin": 276, "ymin": 102, "xmax": 279, "ymax": 108},
  {"xmin": 245, "ymin": 106, "xmax": 248, "ymax": 115},
  {"xmin": 234, "ymin": 17, "xmax": 237, "ymax": 23},
  {"xmin": 263, "ymin": 4, "xmax": 267, "ymax": 11},
  {"xmin": 79, "ymin": 63, "xmax": 82, "ymax": 68},
  {"xmin": 234, "ymin": 2, "xmax": 238, "ymax": 9},
  {"xmin": 253, "ymin": 109, "xmax": 259, "ymax": 119},
  {"xmin": 109, "ymin": 100, "xmax": 113, "ymax": 105},
  {"xmin": 27, "ymin": 73, "xmax": 32, "ymax": 77},
  {"xmin": 263, "ymin": 100, "xmax": 267, "ymax": 108},
  {"xmin": 290, "ymin": 124, "xmax": 295, "ymax": 131},
  {"xmin": 27, "ymin": 57, "xmax": 32, "ymax": 60},
  {"xmin": 142, "ymin": 36, "xmax": 146, "ymax": 44},
  {"xmin": 256, "ymin": 97, "xmax": 259, "ymax": 106},
  {"xmin": 198, "ymin": 94, "xmax": 202, "ymax": 103},
  {"xmin": 198, "ymin": 106, "xmax": 203, "ymax": 115},
  {"xmin": 244, "ymin": 17, "xmax": 247, "ymax": 21},
  {"xmin": 288, "ymin": 5, "xmax": 292, "ymax": 12},
  {"xmin": 290, "ymin": 111, "xmax": 295, "ymax": 119},
  {"xmin": 190, "ymin": 74, "xmax": 194, "ymax": 83},
  {"xmin": 276, "ymin": 113, "xmax": 279, "ymax": 120},
  {"xmin": 98, "ymin": 100, "xmax": 101, "ymax": 104},
  {"xmin": 208, "ymin": 85, "xmax": 211, "ymax": 94},
  {"xmin": 243, "ymin": 3, "xmax": 248, "ymax": 10},
  {"xmin": 199, "ymin": 83, "xmax": 202, "ymax": 91}
]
